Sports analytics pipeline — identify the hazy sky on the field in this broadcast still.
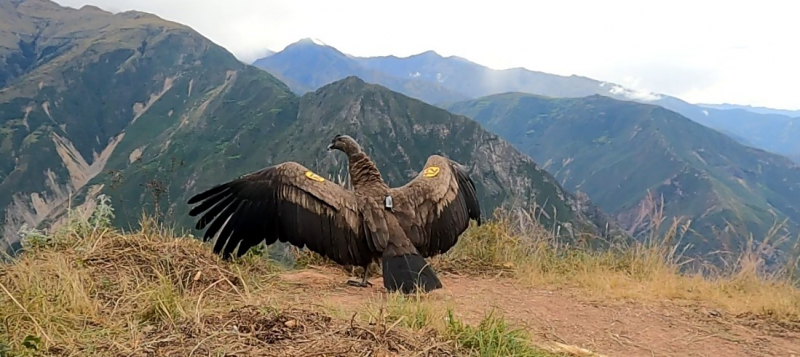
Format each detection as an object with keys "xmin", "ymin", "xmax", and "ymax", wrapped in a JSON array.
[{"xmin": 55, "ymin": 0, "xmax": 800, "ymax": 110}]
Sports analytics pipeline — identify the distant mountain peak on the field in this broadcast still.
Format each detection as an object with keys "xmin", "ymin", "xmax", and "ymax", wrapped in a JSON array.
[
  {"xmin": 447, "ymin": 55, "xmax": 471, "ymax": 63},
  {"xmin": 10, "ymin": 0, "xmax": 65, "ymax": 10},
  {"xmin": 297, "ymin": 37, "xmax": 329, "ymax": 47},
  {"xmin": 278, "ymin": 38, "xmax": 346, "ymax": 57},
  {"xmin": 258, "ymin": 49, "xmax": 276, "ymax": 58},
  {"xmin": 412, "ymin": 50, "xmax": 472, "ymax": 63},
  {"xmin": 417, "ymin": 50, "xmax": 441, "ymax": 57},
  {"xmin": 118, "ymin": 10, "xmax": 158, "ymax": 18},
  {"xmin": 336, "ymin": 75, "xmax": 367, "ymax": 87},
  {"xmin": 78, "ymin": 4, "xmax": 111, "ymax": 14}
]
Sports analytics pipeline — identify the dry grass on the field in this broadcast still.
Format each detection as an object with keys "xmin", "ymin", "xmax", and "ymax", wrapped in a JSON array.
[
  {"xmin": 0, "ymin": 198, "xmax": 560, "ymax": 356},
  {"xmin": 431, "ymin": 205, "xmax": 800, "ymax": 326},
  {"xmin": 2, "ymin": 193, "xmax": 800, "ymax": 355}
]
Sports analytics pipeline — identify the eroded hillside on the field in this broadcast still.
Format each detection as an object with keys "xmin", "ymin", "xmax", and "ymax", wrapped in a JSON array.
[{"xmin": 0, "ymin": 0, "xmax": 250, "ymax": 249}]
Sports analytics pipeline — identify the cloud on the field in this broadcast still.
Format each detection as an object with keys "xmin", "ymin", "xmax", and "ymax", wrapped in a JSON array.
[
  {"xmin": 51, "ymin": 0, "xmax": 799, "ymax": 110},
  {"xmin": 607, "ymin": 83, "xmax": 663, "ymax": 102},
  {"xmin": 594, "ymin": 60, "xmax": 722, "ymax": 99}
]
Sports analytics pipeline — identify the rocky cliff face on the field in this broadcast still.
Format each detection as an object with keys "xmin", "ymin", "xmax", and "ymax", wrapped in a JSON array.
[{"xmin": 0, "ymin": 0, "xmax": 246, "ymax": 248}]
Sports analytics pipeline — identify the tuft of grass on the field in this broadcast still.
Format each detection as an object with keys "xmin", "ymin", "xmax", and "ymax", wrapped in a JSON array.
[
  {"xmin": 358, "ymin": 291, "xmax": 444, "ymax": 333},
  {"xmin": 431, "ymin": 215, "xmax": 534, "ymax": 275},
  {"xmin": 0, "ymin": 198, "xmax": 259, "ymax": 354},
  {"xmin": 446, "ymin": 309, "xmax": 561, "ymax": 357},
  {"xmin": 352, "ymin": 291, "xmax": 563, "ymax": 356}
]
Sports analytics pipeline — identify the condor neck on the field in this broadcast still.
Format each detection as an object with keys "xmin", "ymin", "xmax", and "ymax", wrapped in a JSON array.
[{"xmin": 347, "ymin": 152, "xmax": 387, "ymax": 190}]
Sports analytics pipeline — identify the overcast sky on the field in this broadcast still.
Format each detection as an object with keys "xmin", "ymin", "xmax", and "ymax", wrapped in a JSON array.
[{"xmin": 55, "ymin": 0, "xmax": 799, "ymax": 110}]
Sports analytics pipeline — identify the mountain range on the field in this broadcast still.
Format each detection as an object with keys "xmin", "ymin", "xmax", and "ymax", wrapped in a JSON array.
[
  {"xmin": 447, "ymin": 93, "xmax": 800, "ymax": 259},
  {"xmin": 3, "ymin": 0, "xmax": 798, "ymax": 270},
  {"xmin": 0, "ymin": 0, "xmax": 622, "ymax": 255},
  {"xmin": 252, "ymin": 38, "xmax": 800, "ymax": 261},
  {"xmin": 253, "ymin": 39, "xmax": 800, "ymax": 163},
  {"xmin": 252, "ymin": 39, "xmax": 470, "ymax": 104},
  {"xmin": 698, "ymin": 103, "xmax": 800, "ymax": 118}
]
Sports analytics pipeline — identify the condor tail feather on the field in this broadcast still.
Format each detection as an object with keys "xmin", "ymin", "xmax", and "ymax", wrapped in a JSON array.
[{"xmin": 381, "ymin": 253, "xmax": 442, "ymax": 294}]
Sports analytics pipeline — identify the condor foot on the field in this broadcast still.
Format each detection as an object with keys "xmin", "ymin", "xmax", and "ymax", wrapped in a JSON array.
[{"xmin": 346, "ymin": 278, "xmax": 373, "ymax": 288}]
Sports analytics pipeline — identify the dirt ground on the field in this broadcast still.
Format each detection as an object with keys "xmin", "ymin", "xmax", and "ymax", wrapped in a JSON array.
[{"xmin": 276, "ymin": 266, "xmax": 800, "ymax": 357}]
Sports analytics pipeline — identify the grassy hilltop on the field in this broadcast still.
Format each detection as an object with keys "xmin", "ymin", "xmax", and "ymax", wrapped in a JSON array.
[{"xmin": 1, "ymin": 196, "xmax": 799, "ymax": 356}]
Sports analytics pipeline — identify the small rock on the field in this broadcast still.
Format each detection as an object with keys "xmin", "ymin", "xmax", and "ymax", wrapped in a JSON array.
[{"xmin": 285, "ymin": 319, "xmax": 297, "ymax": 328}]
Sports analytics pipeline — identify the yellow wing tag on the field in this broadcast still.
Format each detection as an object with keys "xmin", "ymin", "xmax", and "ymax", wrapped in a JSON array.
[
  {"xmin": 422, "ymin": 166, "xmax": 440, "ymax": 178},
  {"xmin": 304, "ymin": 171, "xmax": 325, "ymax": 182}
]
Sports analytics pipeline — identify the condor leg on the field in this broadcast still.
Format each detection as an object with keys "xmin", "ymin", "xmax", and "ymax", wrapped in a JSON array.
[{"xmin": 347, "ymin": 266, "xmax": 373, "ymax": 287}]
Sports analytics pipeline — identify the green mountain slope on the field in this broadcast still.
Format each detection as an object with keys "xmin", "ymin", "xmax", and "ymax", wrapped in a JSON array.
[
  {"xmin": 99, "ymin": 76, "xmax": 622, "ymax": 241},
  {"xmin": 0, "ymin": 0, "xmax": 242, "ymax": 247},
  {"xmin": 448, "ymin": 93, "xmax": 800, "ymax": 259},
  {"xmin": 686, "ymin": 108, "xmax": 800, "ymax": 163},
  {"xmin": 0, "ymin": 1, "xmax": 624, "ymax": 254}
]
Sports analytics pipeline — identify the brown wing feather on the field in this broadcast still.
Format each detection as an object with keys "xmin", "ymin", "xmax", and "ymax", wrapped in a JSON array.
[
  {"xmin": 389, "ymin": 155, "xmax": 482, "ymax": 257},
  {"xmin": 187, "ymin": 161, "xmax": 376, "ymax": 266}
]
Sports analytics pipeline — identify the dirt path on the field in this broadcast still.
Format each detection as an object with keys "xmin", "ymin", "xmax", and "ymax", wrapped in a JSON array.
[{"xmin": 274, "ymin": 266, "xmax": 800, "ymax": 357}]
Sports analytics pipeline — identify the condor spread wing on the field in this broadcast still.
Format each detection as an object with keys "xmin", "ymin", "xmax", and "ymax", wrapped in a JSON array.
[
  {"xmin": 389, "ymin": 155, "xmax": 481, "ymax": 257},
  {"xmin": 187, "ymin": 162, "xmax": 374, "ymax": 266}
]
